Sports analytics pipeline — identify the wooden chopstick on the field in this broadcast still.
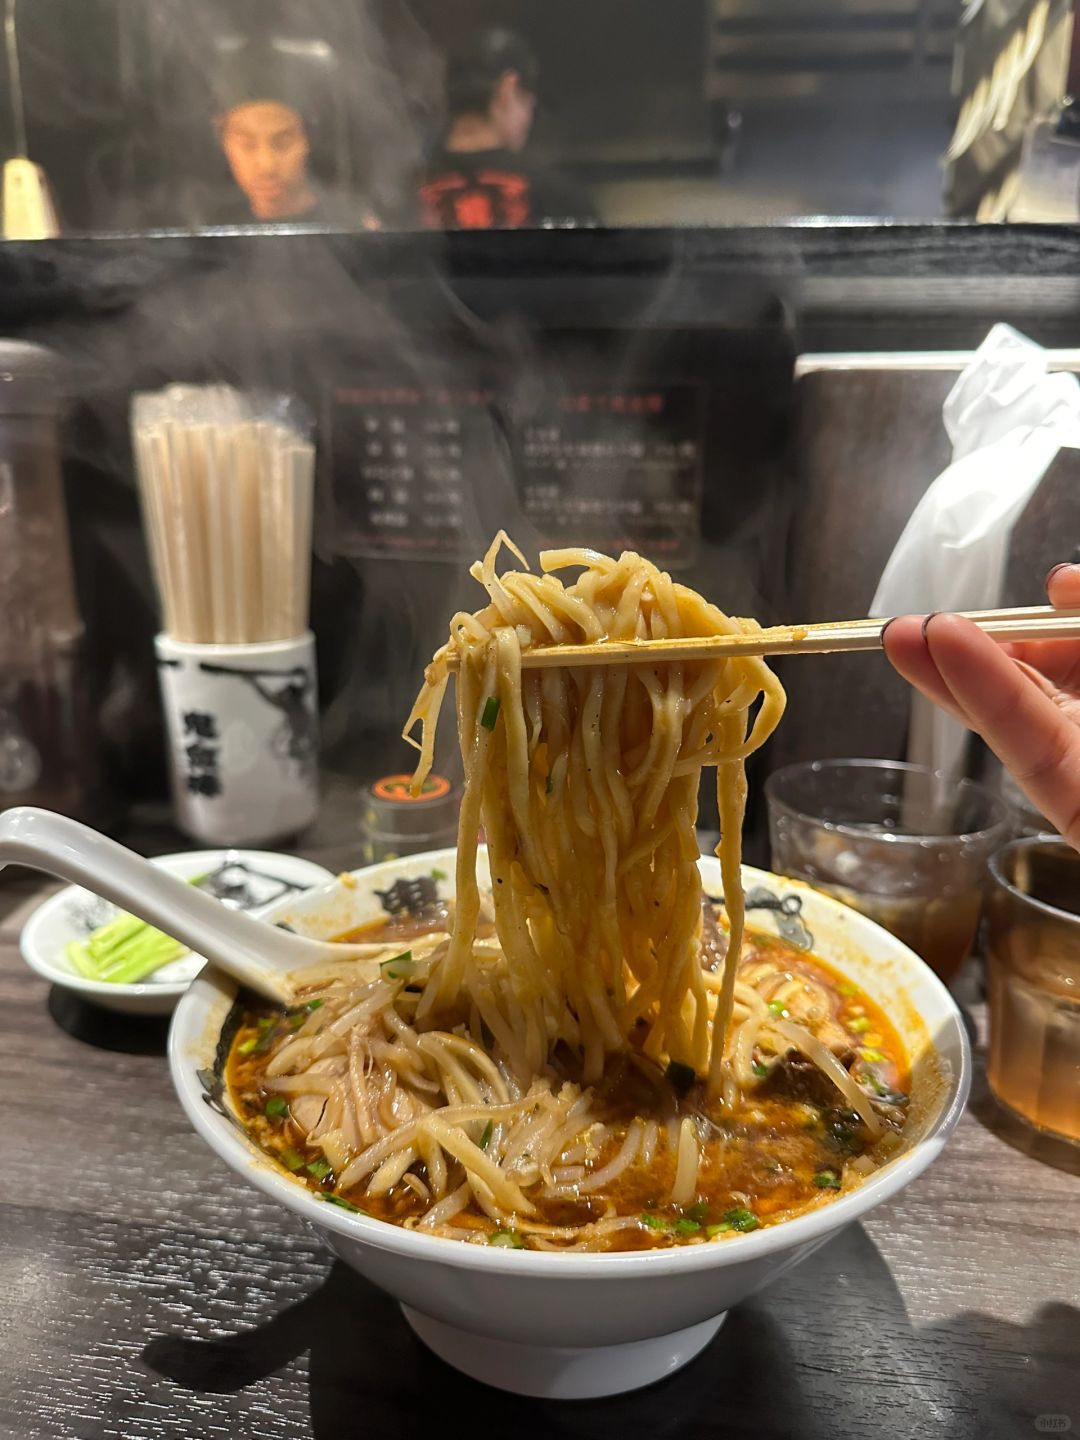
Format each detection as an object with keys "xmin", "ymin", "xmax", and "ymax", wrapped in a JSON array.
[{"xmin": 442, "ymin": 606, "xmax": 1080, "ymax": 671}]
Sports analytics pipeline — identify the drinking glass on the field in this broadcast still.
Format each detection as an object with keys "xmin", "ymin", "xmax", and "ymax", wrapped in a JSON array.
[
  {"xmin": 985, "ymin": 837, "xmax": 1080, "ymax": 1151},
  {"xmin": 766, "ymin": 759, "xmax": 1012, "ymax": 984}
]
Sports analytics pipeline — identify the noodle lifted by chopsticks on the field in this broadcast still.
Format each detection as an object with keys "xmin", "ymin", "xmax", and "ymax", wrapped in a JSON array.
[{"xmin": 406, "ymin": 535, "xmax": 787, "ymax": 1098}]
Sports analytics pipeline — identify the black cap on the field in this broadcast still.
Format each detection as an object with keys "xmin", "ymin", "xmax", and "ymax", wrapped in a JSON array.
[
  {"xmin": 445, "ymin": 27, "xmax": 539, "ymax": 117},
  {"xmin": 212, "ymin": 40, "xmax": 316, "ymax": 126}
]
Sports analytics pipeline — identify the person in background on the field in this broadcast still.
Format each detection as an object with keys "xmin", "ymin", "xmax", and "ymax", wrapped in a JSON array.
[
  {"xmin": 211, "ymin": 42, "xmax": 378, "ymax": 228},
  {"xmin": 883, "ymin": 561, "xmax": 1080, "ymax": 845},
  {"xmin": 420, "ymin": 27, "xmax": 596, "ymax": 230}
]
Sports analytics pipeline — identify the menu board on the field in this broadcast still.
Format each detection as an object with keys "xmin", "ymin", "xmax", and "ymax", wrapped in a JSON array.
[{"xmin": 329, "ymin": 382, "xmax": 704, "ymax": 566}]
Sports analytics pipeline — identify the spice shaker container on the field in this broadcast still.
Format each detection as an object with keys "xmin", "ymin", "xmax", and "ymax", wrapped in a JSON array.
[{"xmin": 360, "ymin": 772, "xmax": 460, "ymax": 865}]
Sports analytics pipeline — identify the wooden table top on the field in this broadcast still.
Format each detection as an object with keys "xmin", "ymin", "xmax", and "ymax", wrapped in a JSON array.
[{"xmin": 2, "ymin": 823, "xmax": 1078, "ymax": 1440}]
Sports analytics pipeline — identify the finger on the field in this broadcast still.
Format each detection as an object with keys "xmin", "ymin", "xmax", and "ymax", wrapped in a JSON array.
[
  {"xmin": 881, "ymin": 616, "xmax": 972, "ymax": 726},
  {"xmin": 924, "ymin": 613, "xmax": 1080, "ymax": 844},
  {"xmin": 999, "ymin": 638, "xmax": 1080, "ymax": 691},
  {"xmin": 1046, "ymin": 562, "xmax": 1080, "ymax": 608}
]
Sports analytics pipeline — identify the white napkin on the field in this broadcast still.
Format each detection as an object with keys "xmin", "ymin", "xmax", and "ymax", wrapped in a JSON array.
[{"xmin": 870, "ymin": 323, "xmax": 1080, "ymax": 783}]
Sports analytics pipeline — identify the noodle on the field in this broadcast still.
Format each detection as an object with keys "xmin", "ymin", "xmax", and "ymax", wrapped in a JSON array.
[
  {"xmin": 407, "ymin": 535, "xmax": 787, "ymax": 1092},
  {"xmin": 227, "ymin": 539, "xmax": 911, "ymax": 1250}
]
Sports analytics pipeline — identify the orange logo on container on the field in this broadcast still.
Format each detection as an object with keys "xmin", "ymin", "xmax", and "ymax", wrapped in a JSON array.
[{"xmin": 373, "ymin": 773, "xmax": 451, "ymax": 803}]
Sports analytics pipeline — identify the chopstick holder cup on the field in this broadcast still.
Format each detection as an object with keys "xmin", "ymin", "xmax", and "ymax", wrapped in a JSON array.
[{"xmin": 155, "ymin": 632, "xmax": 319, "ymax": 845}]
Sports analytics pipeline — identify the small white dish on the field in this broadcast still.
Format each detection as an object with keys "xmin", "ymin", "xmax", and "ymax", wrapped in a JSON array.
[
  {"xmin": 20, "ymin": 849, "xmax": 334, "ymax": 1016},
  {"xmin": 170, "ymin": 848, "xmax": 971, "ymax": 1399}
]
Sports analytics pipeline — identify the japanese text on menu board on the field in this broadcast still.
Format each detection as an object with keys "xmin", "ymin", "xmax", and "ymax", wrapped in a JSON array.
[{"xmin": 330, "ymin": 383, "xmax": 704, "ymax": 566}]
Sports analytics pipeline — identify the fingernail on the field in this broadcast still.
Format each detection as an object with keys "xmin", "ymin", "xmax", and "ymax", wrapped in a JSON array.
[
  {"xmin": 879, "ymin": 617, "xmax": 898, "ymax": 645},
  {"xmin": 921, "ymin": 612, "xmax": 939, "ymax": 640},
  {"xmin": 1046, "ymin": 561, "xmax": 1071, "ymax": 588}
]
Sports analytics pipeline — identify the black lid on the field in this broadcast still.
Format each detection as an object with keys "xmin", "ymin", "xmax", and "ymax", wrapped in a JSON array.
[{"xmin": 0, "ymin": 340, "xmax": 63, "ymax": 416}]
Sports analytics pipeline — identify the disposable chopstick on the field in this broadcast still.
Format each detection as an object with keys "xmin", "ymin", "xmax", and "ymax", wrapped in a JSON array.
[{"xmin": 442, "ymin": 606, "xmax": 1080, "ymax": 671}]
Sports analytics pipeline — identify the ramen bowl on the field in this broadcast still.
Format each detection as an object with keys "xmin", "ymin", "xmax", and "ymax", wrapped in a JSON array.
[{"xmin": 169, "ymin": 849, "xmax": 970, "ymax": 1400}]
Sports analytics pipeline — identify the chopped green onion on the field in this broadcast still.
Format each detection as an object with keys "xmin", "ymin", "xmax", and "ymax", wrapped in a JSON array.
[
  {"xmin": 380, "ymin": 950, "xmax": 415, "ymax": 980},
  {"xmin": 639, "ymin": 1213, "xmax": 669, "ymax": 1230},
  {"xmin": 859, "ymin": 1047, "xmax": 886, "ymax": 1064},
  {"xmin": 813, "ymin": 1170, "xmax": 842, "ymax": 1190},
  {"xmin": 480, "ymin": 696, "xmax": 501, "ymax": 730},
  {"xmin": 838, "ymin": 982, "xmax": 858, "ymax": 998},
  {"xmin": 306, "ymin": 1158, "xmax": 332, "ymax": 1180},
  {"xmin": 665, "ymin": 1060, "xmax": 696, "ymax": 1095},
  {"xmin": 237, "ymin": 1036, "xmax": 259, "ymax": 1055},
  {"xmin": 706, "ymin": 1223, "xmax": 731, "ymax": 1237},
  {"xmin": 767, "ymin": 999, "xmax": 787, "ymax": 1017},
  {"xmin": 430, "ymin": 868, "xmax": 447, "ymax": 882},
  {"xmin": 304, "ymin": 998, "xmax": 324, "ymax": 1012},
  {"xmin": 489, "ymin": 1229, "xmax": 525, "ymax": 1248},
  {"xmin": 858, "ymin": 1069, "xmax": 909, "ymax": 1105},
  {"xmin": 280, "ymin": 1148, "xmax": 305, "ymax": 1172},
  {"xmin": 288, "ymin": 1013, "xmax": 307, "ymax": 1029},
  {"xmin": 264, "ymin": 1097, "xmax": 288, "ymax": 1118},
  {"xmin": 320, "ymin": 1193, "xmax": 368, "ymax": 1215},
  {"xmin": 673, "ymin": 1218, "xmax": 700, "ymax": 1235},
  {"xmin": 848, "ymin": 1016, "xmax": 872, "ymax": 1034},
  {"xmin": 751, "ymin": 1059, "xmax": 769, "ymax": 1079},
  {"xmin": 478, "ymin": 1120, "xmax": 494, "ymax": 1151},
  {"xmin": 256, "ymin": 1016, "xmax": 276, "ymax": 1031},
  {"xmin": 721, "ymin": 1207, "xmax": 760, "ymax": 1233},
  {"xmin": 684, "ymin": 1201, "xmax": 709, "ymax": 1223}
]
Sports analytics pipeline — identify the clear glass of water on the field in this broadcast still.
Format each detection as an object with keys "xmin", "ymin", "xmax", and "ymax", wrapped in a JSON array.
[
  {"xmin": 765, "ymin": 759, "xmax": 1012, "ymax": 984},
  {"xmin": 986, "ymin": 837, "xmax": 1080, "ymax": 1153}
]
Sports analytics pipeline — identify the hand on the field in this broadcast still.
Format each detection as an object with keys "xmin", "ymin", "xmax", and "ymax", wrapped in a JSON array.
[{"xmin": 882, "ymin": 563, "xmax": 1080, "ymax": 845}]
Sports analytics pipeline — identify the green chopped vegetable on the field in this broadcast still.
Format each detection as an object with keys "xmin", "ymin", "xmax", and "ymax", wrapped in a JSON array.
[
  {"xmin": 480, "ymin": 696, "xmax": 501, "ymax": 730},
  {"xmin": 321, "ymin": 1193, "xmax": 368, "ymax": 1215},
  {"xmin": 706, "ymin": 1222, "xmax": 730, "ymax": 1236},
  {"xmin": 720, "ymin": 1207, "xmax": 760, "ymax": 1233},
  {"xmin": 665, "ymin": 1060, "xmax": 696, "ymax": 1095},
  {"xmin": 848, "ymin": 1016, "xmax": 872, "ymax": 1034},
  {"xmin": 673, "ymin": 1218, "xmax": 700, "ymax": 1235},
  {"xmin": 813, "ymin": 1169, "xmax": 842, "ymax": 1190},
  {"xmin": 767, "ymin": 999, "xmax": 787, "ymax": 1017},
  {"xmin": 751, "ymin": 1059, "xmax": 769, "ymax": 1079},
  {"xmin": 304, "ymin": 998, "xmax": 324, "ymax": 1012},
  {"xmin": 256, "ymin": 1015, "xmax": 276, "ymax": 1031},
  {"xmin": 280, "ymin": 1148, "xmax": 305, "ymax": 1172},
  {"xmin": 478, "ymin": 1120, "xmax": 494, "ymax": 1151},
  {"xmin": 306, "ymin": 1158, "xmax": 332, "ymax": 1180},
  {"xmin": 639, "ymin": 1213, "xmax": 669, "ymax": 1230},
  {"xmin": 62, "ymin": 879, "xmax": 216, "ymax": 986},
  {"xmin": 859, "ymin": 1047, "xmax": 885, "ymax": 1064},
  {"xmin": 684, "ymin": 1201, "xmax": 709, "ymax": 1223},
  {"xmin": 237, "ymin": 1036, "xmax": 259, "ymax": 1055},
  {"xmin": 858, "ymin": 1069, "xmax": 909, "ymax": 1105},
  {"xmin": 264, "ymin": 1097, "xmax": 288, "ymax": 1118},
  {"xmin": 838, "ymin": 982, "xmax": 858, "ymax": 998},
  {"xmin": 430, "ymin": 868, "xmax": 447, "ymax": 882},
  {"xmin": 489, "ymin": 1229, "xmax": 525, "ymax": 1248},
  {"xmin": 380, "ymin": 950, "xmax": 416, "ymax": 980}
]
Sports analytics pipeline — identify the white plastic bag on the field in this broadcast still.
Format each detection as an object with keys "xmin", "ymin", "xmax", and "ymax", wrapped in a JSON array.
[{"xmin": 869, "ymin": 323, "xmax": 1080, "ymax": 781}]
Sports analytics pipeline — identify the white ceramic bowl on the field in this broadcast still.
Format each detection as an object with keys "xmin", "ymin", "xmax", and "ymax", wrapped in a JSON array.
[
  {"xmin": 21, "ymin": 849, "xmax": 334, "ymax": 1015},
  {"xmin": 169, "ymin": 848, "xmax": 971, "ymax": 1399}
]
